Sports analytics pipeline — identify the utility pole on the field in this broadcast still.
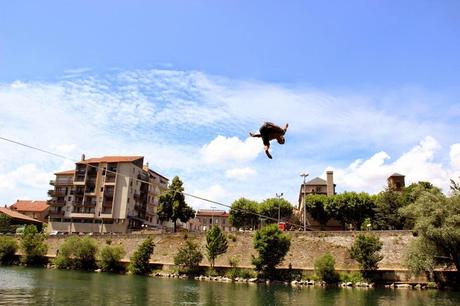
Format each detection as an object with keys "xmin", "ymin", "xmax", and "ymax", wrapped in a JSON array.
[
  {"xmin": 300, "ymin": 172, "xmax": 309, "ymax": 231},
  {"xmin": 276, "ymin": 192, "xmax": 283, "ymax": 224}
]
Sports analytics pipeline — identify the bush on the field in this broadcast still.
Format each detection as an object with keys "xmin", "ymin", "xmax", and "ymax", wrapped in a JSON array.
[
  {"xmin": 174, "ymin": 240, "xmax": 203, "ymax": 275},
  {"xmin": 349, "ymin": 234, "xmax": 383, "ymax": 276},
  {"xmin": 99, "ymin": 244, "xmax": 125, "ymax": 273},
  {"xmin": 252, "ymin": 224, "xmax": 291, "ymax": 279},
  {"xmin": 227, "ymin": 233, "xmax": 237, "ymax": 242},
  {"xmin": 339, "ymin": 271, "xmax": 365, "ymax": 283},
  {"xmin": 54, "ymin": 236, "xmax": 98, "ymax": 270},
  {"xmin": 0, "ymin": 236, "xmax": 17, "ymax": 264},
  {"xmin": 20, "ymin": 225, "xmax": 47, "ymax": 266},
  {"xmin": 129, "ymin": 237, "xmax": 155, "ymax": 275},
  {"xmin": 314, "ymin": 253, "xmax": 340, "ymax": 283}
]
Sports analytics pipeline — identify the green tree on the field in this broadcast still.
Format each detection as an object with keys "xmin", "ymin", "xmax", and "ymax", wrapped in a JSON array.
[
  {"xmin": 258, "ymin": 198, "xmax": 294, "ymax": 224},
  {"xmin": 129, "ymin": 237, "xmax": 155, "ymax": 275},
  {"xmin": 158, "ymin": 176, "xmax": 195, "ymax": 232},
  {"xmin": 228, "ymin": 198, "xmax": 259, "ymax": 229},
  {"xmin": 174, "ymin": 240, "xmax": 203, "ymax": 275},
  {"xmin": 252, "ymin": 224, "xmax": 291, "ymax": 279},
  {"xmin": 404, "ymin": 238, "xmax": 437, "ymax": 279},
  {"xmin": 0, "ymin": 214, "xmax": 16, "ymax": 233},
  {"xmin": 373, "ymin": 189, "xmax": 406, "ymax": 230},
  {"xmin": 314, "ymin": 253, "xmax": 340, "ymax": 283},
  {"xmin": 20, "ymin": 225, "xmax": 47, "ymax": 266},
  {"xmin": 331, "ymin": 192, "xmax": 375, "ymax": 229},
  {"xmin": 54, "ymin": 236, "xmax": 98, "ymax": 270},
  {"xmin": 99, "ymin": 244, "xmax": 125, "ymax": 273},
  {"xmin": 349, "ymin": 234, "xmax": 383, "ymax": 276},
  {"xmin": 400, "ymin": 192, "xmax": 460, "ymax": 272},
  {"xmin": 205, "ymin": 225, "xmax": 228, "ymax": 269},
  {"xmin": 304, "ymin": 194, "xmax": 331, "ymax": 230},
  {"xmin": 0, "ymin": 236, "xmax": 17, "ymax": 264}
]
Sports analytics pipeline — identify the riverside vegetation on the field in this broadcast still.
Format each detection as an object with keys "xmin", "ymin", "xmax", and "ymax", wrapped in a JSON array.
[{"xmin": 0, "ymin": 178, "xmax": 459, "ymax": 288}]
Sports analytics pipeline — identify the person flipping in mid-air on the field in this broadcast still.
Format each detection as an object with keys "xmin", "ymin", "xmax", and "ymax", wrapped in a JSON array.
[{"xmin": 249, "ymin": 122, "xmax": 288, "ymax": 159}]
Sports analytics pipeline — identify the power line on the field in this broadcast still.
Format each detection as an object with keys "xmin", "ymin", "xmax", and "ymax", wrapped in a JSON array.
[{"xmin": 0, "ymin": 135, "xmax": 310, "ymax": 230}]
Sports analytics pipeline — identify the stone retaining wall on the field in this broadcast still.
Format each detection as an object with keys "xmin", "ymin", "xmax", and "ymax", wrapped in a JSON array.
[{"xmin": 44, "ymin": 230, "xmax": 414, "ymax": 270}]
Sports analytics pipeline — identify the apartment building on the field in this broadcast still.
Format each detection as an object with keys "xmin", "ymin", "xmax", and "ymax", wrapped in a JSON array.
[{"xmin": 48, "ymin": 155, "xmax": 168, "ymax": 233}]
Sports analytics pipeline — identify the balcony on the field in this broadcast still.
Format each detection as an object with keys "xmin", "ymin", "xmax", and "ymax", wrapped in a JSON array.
[
  {"xmin": 49, "ymin": 211, "xmax": 65, "ymax": 217},
  {"xmin": 105, "ymin": 174, "xmax": 116, "ymax": 183},
  {"xmin": 83, "ymin": 201, "xmax": 97, "ymax": 207},
  {"xmin": 49, "ymin": 180, "xmax": 55, "ymax": 186},
  {"xmin": 55, "ymin": 178, "xmax": 74, "ymax": 185},
  {"xmin": 48, "ymin": 189, "xmax": 55, "ymax": 197},
  {"xmin": 55, "ymin": 199, "xmax": 66, "ymax": 206}
]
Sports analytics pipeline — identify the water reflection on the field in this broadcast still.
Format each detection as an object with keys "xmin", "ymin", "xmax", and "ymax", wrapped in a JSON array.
[{"xmin": 0, "ymin": 267, "xmax": 459, "ymax": 306}]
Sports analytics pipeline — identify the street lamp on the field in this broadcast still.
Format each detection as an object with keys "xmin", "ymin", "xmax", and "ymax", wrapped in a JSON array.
[
  {"xmin": 300, "ymin": 172, "xmax": 309, "ymax": 231},
  {"xmin": 276, "ymin": 192, "xmax": 283, "ymax": 224}
]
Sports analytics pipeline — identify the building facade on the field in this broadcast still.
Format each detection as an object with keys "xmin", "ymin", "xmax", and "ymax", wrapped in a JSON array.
[
  {"xmin": 298, "ymin": 171, "xmax": 341, "ymax": 230},
  {"xmin": 48, "ymin": 155, "xmax": 168, "ymax": 233},
  {"xmin": 190, "ymin": 209, "xmax": 234, "ymax": 232},
  {"xmin": 387, "ymin": 173, "xmax": 405, "ymax": 191}
]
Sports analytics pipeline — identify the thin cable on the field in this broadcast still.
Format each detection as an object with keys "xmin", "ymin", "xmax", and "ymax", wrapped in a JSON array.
[{"xmin": 0, "ymin": 135, "xmax": 310, "ymax": 230}]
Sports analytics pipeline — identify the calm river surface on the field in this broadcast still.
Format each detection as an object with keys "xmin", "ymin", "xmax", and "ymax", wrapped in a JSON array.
[{"xmin": 0, "ymin": 266, "xmax": 459, "ymax": 306}]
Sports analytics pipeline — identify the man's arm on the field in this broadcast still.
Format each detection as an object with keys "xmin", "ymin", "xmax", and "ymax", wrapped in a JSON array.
[{"xmin": 249, "ymin": 132, "xmax": 261, "ymax": 138}]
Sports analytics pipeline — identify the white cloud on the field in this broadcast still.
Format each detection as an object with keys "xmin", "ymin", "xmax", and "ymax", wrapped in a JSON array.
[
  {"xmin": 450, "ymin": 144, "xmax": 460, "ymax": 170},
  {"xmin": 201, "ymin": 136, "xmax": 262, "ymax": 164},
  {"xmin": 1, "ymin": 68, "xmax": 460, "ymax": 206},
  {"xmin": 225, "ymin": 167, "xmax": 257, "ymax": 180},
  {"xmin": 186, "ymin": 184, "xmax": 229, "ymax": 210},
  {"xmin": 332, "ymin": 136, "xmax": 459, "ymax": 193}
]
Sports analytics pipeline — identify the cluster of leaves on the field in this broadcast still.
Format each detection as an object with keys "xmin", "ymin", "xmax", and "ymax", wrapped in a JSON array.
[
  {"xmin": 304, "ymin": 192, "xmax": 375, "ymax": 230},
  {"xmin": 157, "ymin": 176, "xmax": 195, "ymax": 232},
  {"xmin": 0, "ymin": 236, "xmax": 17, "ymax": 264},
  {"xmin": 54, "ymin": 236, "xmax": 98, "ymax": 270},
  {"xmin": 402, "ymin": 191, "xmax": 460, "ymax": 276},
  {"xmin": 314, "ymin": 253, "xmax": 340, "ymax": 283},
  {"xmin": 205, "ymin": 225, "xmax": 228, "ymax": 268},
  {"xmin": 0, "ymin": 215, "xmax": 20, "ymax": 234},
  {"xmin": 129, "ymin": 237, "xmax": 155, "ymax": 275},
  {"xmin": 302, "ymin": 182, "xmax": 443, "ymax": 230},
  {"xmin": 349, "ymin": 234, "xmax": 383, "ymax": 277},
  {"xmin": 173, "ymin": 240, "xmax": 203, "ymax": 275},
  {"xmin": 229, "ymin": 197, "xmax": 294, "ymax": 229},
  {"xmin": 252, "ymin": 224, "xmax": 291, "ymax": 279},
  {"xmin": 99, "ymin": 244, "xmax": 126, "ymax": 273},
  {"xmin": 20, "ymin": 225, "xmax": 48, "ymax": 266}
]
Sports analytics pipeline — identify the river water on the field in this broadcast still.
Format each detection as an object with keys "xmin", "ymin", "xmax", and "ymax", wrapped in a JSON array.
[{"xmin": 0, "ymin": 266, "xmax": 459, "ymax": 305}]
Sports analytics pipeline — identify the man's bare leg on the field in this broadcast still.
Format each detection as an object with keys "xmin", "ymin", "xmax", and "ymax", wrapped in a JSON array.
[
  {"xmin": 283, "ymin": 123, "xmax": 289, "ymax": 132},
  {"xmin": 264, "ymin": 145, "xmax": 272, "ymax": 159}
]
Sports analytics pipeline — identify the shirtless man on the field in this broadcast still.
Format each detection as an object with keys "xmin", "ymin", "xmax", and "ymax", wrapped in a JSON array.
[{"xmin": 249, "ymin": 122, "xmax": 288, "ymax": 159}]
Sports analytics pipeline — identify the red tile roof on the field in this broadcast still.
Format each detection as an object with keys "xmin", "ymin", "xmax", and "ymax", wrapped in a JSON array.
[
  {"xmin": 10, "ymin": 200, "xmax": 49, "ymax": 213},
  {"xmin": 196, "ymin": 210, "xmax": 229, "ymax": 217},
  {"xmin": 54, "ymin": 169, "xmax": 75, "ymax": 175},
  {"xmin": 79, "ymin": 156, "xmax": 143, "ymax": 164},
  {"xmin": 0, "ymin": 207, "xmax": 42, "ymax": 224}
]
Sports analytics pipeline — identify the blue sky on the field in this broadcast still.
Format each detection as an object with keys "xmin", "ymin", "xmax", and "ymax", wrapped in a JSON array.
[{"xmin": 0, "ymin": 1, "xmax": 459, "ymax": 208}]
